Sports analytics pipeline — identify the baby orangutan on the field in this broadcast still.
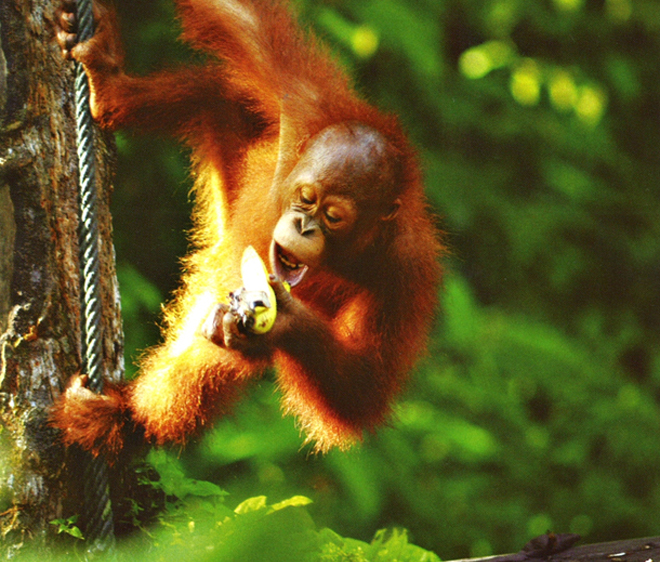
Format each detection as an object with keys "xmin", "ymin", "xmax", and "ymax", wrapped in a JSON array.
[{"xmin": 51, "ymin": 0, "xmax": 443, "ymax": 460}]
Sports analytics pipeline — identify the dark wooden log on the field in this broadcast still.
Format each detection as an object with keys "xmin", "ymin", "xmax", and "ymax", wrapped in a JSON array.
[{"xmin": 450, "ymin": 536, "xmax": 660, "ymax": 562}]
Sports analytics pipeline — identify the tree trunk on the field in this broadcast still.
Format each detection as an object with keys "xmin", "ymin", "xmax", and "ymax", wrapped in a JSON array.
[{"xmin": 0, "ymin": 0, "xmax": 122, "ymax": 555}]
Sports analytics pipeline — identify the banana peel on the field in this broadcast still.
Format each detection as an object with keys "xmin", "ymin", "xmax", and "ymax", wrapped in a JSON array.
[{"xmin": 229, "ymin": 246, "xmax": 281, "ymax": 334}]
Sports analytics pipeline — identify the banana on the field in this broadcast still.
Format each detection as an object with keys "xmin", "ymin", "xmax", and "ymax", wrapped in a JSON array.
[{"xmin": 229, "ymin": 246, "xmax": 278, "ymax": 334}]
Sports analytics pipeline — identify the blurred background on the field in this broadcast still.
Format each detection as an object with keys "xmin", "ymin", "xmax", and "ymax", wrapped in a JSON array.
[{"xmin": 109, "ymin": 0, "xmax": 660, "ymax": 558}]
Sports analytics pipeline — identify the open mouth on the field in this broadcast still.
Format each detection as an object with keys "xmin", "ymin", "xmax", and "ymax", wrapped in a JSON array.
[{"xmin": 270, "ymin": 242, "xmax": 309, "ymax": 287}]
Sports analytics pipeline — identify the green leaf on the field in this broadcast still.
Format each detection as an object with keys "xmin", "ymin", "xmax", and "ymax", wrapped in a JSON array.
[
  {"xmin": 234, "ymin": 495, "xmax": 268, "ymax": 514},
  {"xmin": 147, "ymin": 449, "xmax": 227, "ymax": 499},
  {"xmin": 50, "ymin": 515, "xmax": 84, "ymax": 540},
  {"xmin": 270, "ymin": 495, "xmax": 313, "ymax": 512}
]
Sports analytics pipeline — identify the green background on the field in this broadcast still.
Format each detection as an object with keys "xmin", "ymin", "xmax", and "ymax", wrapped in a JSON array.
[{"xmin": 109, "ymin": 0, "xmax": 660, "ymax": 558}]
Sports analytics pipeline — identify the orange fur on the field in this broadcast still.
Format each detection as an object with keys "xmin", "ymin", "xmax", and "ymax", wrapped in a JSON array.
[
  {"xmin": 51, "ymin": 0, "xmax": 443, "ymax": 459},
  {"xmin": 51, "ymin": 376, "xmax": 132, "ymax": 460}
]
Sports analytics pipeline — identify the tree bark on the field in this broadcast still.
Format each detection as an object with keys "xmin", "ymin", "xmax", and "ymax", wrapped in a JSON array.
[{"xmin": 0, "ymin": 0, "xmax": 122, "ymax": 555}]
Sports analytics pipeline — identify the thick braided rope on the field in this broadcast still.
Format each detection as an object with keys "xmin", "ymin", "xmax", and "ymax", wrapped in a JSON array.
[{"xmin": 73, "ymin": 0, "xmax": 116, "ymax": 552}]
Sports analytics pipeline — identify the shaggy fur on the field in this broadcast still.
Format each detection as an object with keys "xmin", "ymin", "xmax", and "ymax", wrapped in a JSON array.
[{"xmin": 51, "ymin": 0, "xmax": 443, "ymax": 459}]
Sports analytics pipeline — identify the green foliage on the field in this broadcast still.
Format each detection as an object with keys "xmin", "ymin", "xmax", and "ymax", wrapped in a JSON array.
[
  {"xmin": 49, "ymin": 515, "xmax": 84, "ymax": 540},
  {"xmin": 318, "ymin": 528, "xmax": 441, "ymax": 562},
  {"xmin": 123, "ymin": 489, "xmax": 439, "ymax": 562},
  {"xmin": 110, "ymin": 0, "xmax": 660, "ymax": 559},
  {"xmin": 75, "ymin": 456, "xmax": 437, "ymax": 562},
  {"xmin": 41, "ymin": 464, "xmax": 439, "ymax": 561},
  {"xmin": 147, "ymin": 449, "xmax": 228, "ymax": 500},
  {"xmin": 117, "ymin": 263, "xmax": 163, "ymax": 379}
]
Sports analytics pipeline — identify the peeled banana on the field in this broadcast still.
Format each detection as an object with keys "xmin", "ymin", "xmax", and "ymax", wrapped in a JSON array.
[{"xmin": 229, "ymin": 246, "xmax": 278, "ymax": 334}]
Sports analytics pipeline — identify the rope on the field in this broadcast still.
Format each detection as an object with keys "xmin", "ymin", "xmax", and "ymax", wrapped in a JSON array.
[{"xmin": 72, "ymin": 0, "xmax": 116, "ymax": 553}]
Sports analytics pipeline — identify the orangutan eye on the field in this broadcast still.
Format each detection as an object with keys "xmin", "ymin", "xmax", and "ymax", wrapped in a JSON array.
[
  {"xmin": 324, "ymin": 208, "xmax": 343, "ymax": 224},
  {"xmin": 324, "ymin": 206, "xmax": 351, "ymax": 229},
  {"xmin": 299, "ymin": 187, "xmax": 316, "ymax": 205}
]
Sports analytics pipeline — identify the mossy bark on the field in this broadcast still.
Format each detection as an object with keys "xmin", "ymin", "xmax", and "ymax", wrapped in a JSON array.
[{"xmin": 0, "ymin": 0, "xmax": 122, "ymax": 555}]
